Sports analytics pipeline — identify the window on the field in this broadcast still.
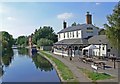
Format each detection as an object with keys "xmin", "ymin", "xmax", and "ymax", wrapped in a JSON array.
[
  {"xmin": 107, "ymin": 49, "xmax": 110, "ymax": 52},
  {"xmin": 87, "ymin": 27, "xmax": 93, "ymax": 30},
  {"xmin": 70, "ymin": 32, "xmax": 72, "ymax": 37},
  {"xmin": 76, "ymin": 31, "xmax": 78, "ymax": 37},
  {"xmin": 67, "ymin": 32, "xmax": 69, "ymax": 38},
  {"xmin": 64, "ymin": 33, "xmax": 65, "ymax": 38},
  {"xmin": 86, "ymin": 27, "xmax": 93, "ymax": 33},
  {"xmin": 102, "ymin": 46, "xmax": 104, "ymax": 50},
  {"xmin": 73, "ymin": 31, "xmax": 74, "ymax": 37},
  {"xmin": 59, "ymin": 34, "xmax": 60, "ymax": 38}
]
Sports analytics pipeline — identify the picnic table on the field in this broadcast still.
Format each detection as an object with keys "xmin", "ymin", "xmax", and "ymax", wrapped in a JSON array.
[
  {"xmin": 79, "ymin": 57, "xmax": 86, "ymax": 62},
  {"xmin": 93, "ymin": 61, "xmax": 106, "ymax": 69},
  {"xmin": 79, "ymin": 57, "xmax": 93, "ymax": 63},
  {"xmin": 85, "ymin": 58, "xmax": 93, "ymax": 62}
]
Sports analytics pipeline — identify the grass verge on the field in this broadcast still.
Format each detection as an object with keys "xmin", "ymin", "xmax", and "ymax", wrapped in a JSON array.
[
  {"xmin": 40, "ymin": 50, "xmax": 78, "ymax": 82},
  {"xmin": 78, "ymin": 68, "xmax": 113, "ymax": 81}
]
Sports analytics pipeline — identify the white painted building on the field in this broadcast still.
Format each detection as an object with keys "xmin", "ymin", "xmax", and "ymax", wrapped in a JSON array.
[
  {"xmin": 54, "ymin": 12, "xmax": 99, "ymax": 57},
  {"xmin": 82, "ymin": 44, "xmax": 107, "ymax": 57},
  {"xmin": 57, "ymin": 24, "xmax": 99, "ymax": 41},
  {"xmin": 88, "ymin": 35, "xmax": 118, "ymax": 57}
]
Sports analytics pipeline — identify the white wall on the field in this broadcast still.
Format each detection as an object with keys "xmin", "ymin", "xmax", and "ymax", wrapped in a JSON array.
[
  {"xmin": 58, "ymin": 25, "xmax": 99, "ymax": 41},
  {"xmin": 58, "ymin": 30, "xmax": 82, "ymax": 41},
  {"xmin": 93, "ymin": 44, "xmax": 107, "ymax": 56}
]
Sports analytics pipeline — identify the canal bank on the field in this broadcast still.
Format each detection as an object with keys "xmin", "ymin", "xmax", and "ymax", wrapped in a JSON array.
[
  {"xmin": 40, "ymin": 51, "xmax": 118, "ymax": 83},
  {"xmin": 38, "ymin": 52, "xmax": 63, "ymax": 82},
  {"xmin": 39, "ymin": 50, "xmax": 78, "ymax": 82}
]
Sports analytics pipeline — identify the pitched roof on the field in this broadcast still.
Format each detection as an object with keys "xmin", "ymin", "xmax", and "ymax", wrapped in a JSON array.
[
  {"xmin": 57, "ymin": 24, "xmax": 97, "ymax": 34},
  {"xmin": 54, "ymin": 38, "xmax": 88, "ymax": 45},
  {"xmin": 88, "ymin": 35, "xmax": 109, "ymax": 44}
]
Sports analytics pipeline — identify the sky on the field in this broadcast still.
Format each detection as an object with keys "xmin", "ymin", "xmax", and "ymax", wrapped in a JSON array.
[{"xmin": 0, "ymin": 2, "xmax": 118, "ymax": 38}]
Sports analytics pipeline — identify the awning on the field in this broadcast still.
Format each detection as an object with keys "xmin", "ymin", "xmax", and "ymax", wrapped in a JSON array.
[{"xmin": 82, "ymin": 44, "xmax": 98, "ymax": 50}]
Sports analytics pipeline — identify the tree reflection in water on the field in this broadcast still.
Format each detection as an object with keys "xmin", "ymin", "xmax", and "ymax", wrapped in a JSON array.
[
  {"xmin": 2, "ymin": 48, "xmax": 13, "ymax": 67},
  {"xmin": 17, "ymin": 48, "xmax": 53, "ymax": 72},
  {"xmin": 18, "ymin": 48, "xmax": 29, "ymax": 55},
  {"xmin": 0, "ymin": 57, "xmax": 4, "ymax": 78},
  {"xmin": 32, "ymin": 53, "xmax": 53, "ymax": 72},
  {"xmin": 1, "ymin": 48, "xmax": 13, "ymax": 78}
]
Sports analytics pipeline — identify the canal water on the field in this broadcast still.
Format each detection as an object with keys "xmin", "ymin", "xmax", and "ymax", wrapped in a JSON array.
[{"xmin": 0, "ymin": 49, "xmax": 60, "ymax": 82}]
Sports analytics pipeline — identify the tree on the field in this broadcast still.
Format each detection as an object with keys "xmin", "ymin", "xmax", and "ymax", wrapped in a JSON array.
[
  {"xmin": 71, "ymin": 22, "xmax": 77, "ymax": 26},
  {"xmin": 32, "ymin": 26, "xmax": 57, "ymax": 44},
  {"xmin": 0, "ymin": 31, "xmax": 14, "ymax": 49},
  {"xmin": 98, "ymin": 29, "xmax": 106, "ymax": 35},
  {"xmin": 104, "ymin": 2, "xmax": 120, "ymax": 50},
  {"xmin": 0, "ymin": 31, "xmax": 14, "ymax": 56},
  {"xmin": 16, "ymin": 36, "xmax": 28, "ymax": 47},
  {"xmin": 37, "ymin": 38, "xmax": 53, "ymax": 46}
]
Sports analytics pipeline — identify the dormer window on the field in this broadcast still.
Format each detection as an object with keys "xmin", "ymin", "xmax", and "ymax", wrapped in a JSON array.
[
  {"xmin": 87, "ymin": 27, "xmax": 93, "ymax": 30},
  {"xmin": 86, "ymin": 27, "xmax": 93, "ymax": 33}
]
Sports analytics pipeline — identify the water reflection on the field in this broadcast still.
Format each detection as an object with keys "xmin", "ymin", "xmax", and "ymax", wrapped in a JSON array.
[
  {"xmin": 0, "ymin": 57, "xmax": 4, "ymax": 78},
  {"xmin": 18, "ymin": 48, "xmax": 53, "ymax": 72},
  {"xmin": 2, "ymin": 48, "xmax": 13, "ymax": 67},
  {"xmin": 1, "ymin": 48, "xmax": 60, "ymax": 82},
  {"xmin": 18, "ymin": 48, "xmax": 29, "ymax": 55},
  {"xmin": 0, "ymin": 48, "xmax": 13, "ymax": 81},
  {"xmin": 32, "ymin": 53, "xmax": 53, "ymax": 72}
]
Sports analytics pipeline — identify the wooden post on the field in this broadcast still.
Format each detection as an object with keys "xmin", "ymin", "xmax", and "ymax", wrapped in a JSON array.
[
  {"xmin": 67, "ymin": 45, "xmax": 69, "ymax": 56},
  {"xmin": 74, "ymin": 46, "xmax": 75, "ymax": 57},
  {"xmin": 78, "ymin": 46, "xmax": 79, "ymax": 56},
  {"xmin": 103, "ymin": 63, "xmax": 105, "ymax": 70},
  {"xmin": 62, "ymin": 45, "xmax": 64, "ymax": 58},
  {"xmin": 113, "ymin": 57, "xmax": 116, "ymax": 69},
  {"xmin": 70, "ymin": 46, "xmax": 72, "ymax": 61}
]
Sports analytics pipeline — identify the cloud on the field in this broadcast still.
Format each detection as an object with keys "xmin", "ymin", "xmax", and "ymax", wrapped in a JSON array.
[
  {"xmin": 57, "ymin": 13, "xmax": 74, "ymax": 20},
  {"xmin": 0, "ymin": 7, "xmax": 6, "ymax": 13},
  {"xmin": 0, "ymin": 8, "xmax": 3, "ymax": 13},
  {"xmin": 95, "ymin": 3, "xmax": 101, "ymax": 5},
  {"xmin": 0, "ymin": 3, "xmax": 8, "ymax": 14},
  {"xmin": 7, "ymin": 17, "xmax": 16, "ymax": 21}
]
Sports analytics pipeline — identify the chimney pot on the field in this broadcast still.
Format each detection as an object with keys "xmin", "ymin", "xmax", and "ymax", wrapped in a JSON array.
[
  {"xmin": 63, "ymin": 21, "xmax": 67, "ymax": 29},
  {"xmin": 86, "ymin": 12, "xmax": 92, "ymax": 24}
]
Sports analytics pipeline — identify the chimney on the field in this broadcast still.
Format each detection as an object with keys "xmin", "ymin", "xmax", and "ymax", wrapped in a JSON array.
[
  {"xmin": 63, "ymin": 21, "xmax": 67, "ymax": 29},
  {"xmin": 86, "ymin": 12, "xmax": 92, "ymax": 24}
]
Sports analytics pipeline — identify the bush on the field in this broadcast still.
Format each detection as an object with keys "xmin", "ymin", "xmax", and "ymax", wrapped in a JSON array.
[{"xmin": 37, "ymin": 38, "xmax": 53, "ymax": 46}]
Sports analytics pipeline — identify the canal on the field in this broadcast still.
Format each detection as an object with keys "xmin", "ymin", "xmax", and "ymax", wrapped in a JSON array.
[{"xmin": 0, "ymin": 48, "xmax": 60, "ymax": 82}]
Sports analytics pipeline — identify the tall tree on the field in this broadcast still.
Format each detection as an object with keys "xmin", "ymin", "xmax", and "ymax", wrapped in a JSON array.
[
  {"xmin": 37, "ymin": 38, "xmax": 53, "ymax": 47},
  {"xmin": 0, "ymin": 31, "xmax": 14, "ymax": 49},
  {"xmin": 104, "ymin": 2, "xmax": 120, "ymax": 51},
  {"xmin": 32, "ymin": 26, "xmax": 57, "ymax": 44},
  {"xmin": 0, "ymin": 31, "xmax": 14, "ymax": 56},
  {"xmin": 16, "ymin": 36, "xmax": 28, "ymax": 47}
]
